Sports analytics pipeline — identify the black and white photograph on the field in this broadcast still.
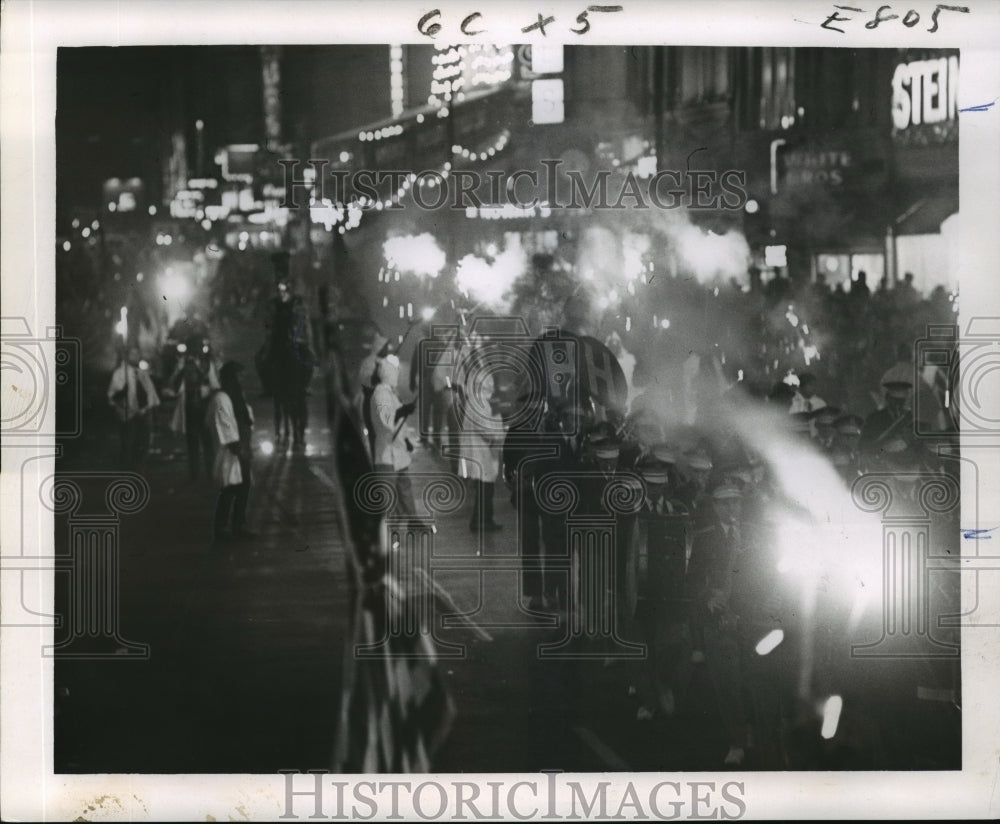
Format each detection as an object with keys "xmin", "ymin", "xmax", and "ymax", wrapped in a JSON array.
[{"xmin": 2, "ymin": 1, "xmax": 999, "ymax": 820}]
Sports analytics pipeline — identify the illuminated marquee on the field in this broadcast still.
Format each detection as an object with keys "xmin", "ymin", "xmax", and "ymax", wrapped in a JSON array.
[{"xmin": 891, "ymin": 56, "xmax": 959, "ymax": 130}]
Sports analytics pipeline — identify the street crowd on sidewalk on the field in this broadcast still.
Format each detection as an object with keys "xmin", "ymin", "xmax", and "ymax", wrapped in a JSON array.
[{"xmin": 106, "ymin": 251, "xmax": 317, "ymax": 545}]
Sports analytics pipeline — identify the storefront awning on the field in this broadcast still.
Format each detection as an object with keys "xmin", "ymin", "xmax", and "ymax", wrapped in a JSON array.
[{"xmin": 894, "ymin": 191, "xmax": 958, "ymax": 235}]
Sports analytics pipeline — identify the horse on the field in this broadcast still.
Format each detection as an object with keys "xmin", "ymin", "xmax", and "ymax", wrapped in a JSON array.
[{"xmin": 270, "ymin": 339, "xmax": 314, "ymax": 448}]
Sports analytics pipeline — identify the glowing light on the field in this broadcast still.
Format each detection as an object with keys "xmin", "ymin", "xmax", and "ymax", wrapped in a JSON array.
[
  {"xmin": 136, "ymin": 272, "xmax": 144, "ymax": 282},
  {"xmin": 660, "ymin": 319, "xmax": 671, "ymax": 329},
  {"xmin": 62, "ymin": 241, "xmax": 71, "ymax": 252},
  {"xmin": 673, "ymin": 222, "xmax": 751, "ymax": 286},
  {"xmin": 421, "ymin": 306, "xmax": 436, "ymax": 321},
  {"xmin": 755, "ymin": 629, "xmax": 784, "ymax": 656},
  {"xmin": 625, "ymin": 316, "xmax": 632, "ymax": 332},
  {"xmin": 260, "ymin": 440, "xmax": 275, "ymax": 456},
  {"xmin": 454, "ymin": 239, "xmax": 526, "ymax": 309},
  {"xmin": 821, "ymin": 695, "xmax": 843, "ymax": 739},
  {"xmin": 71, "ymin": 218, "xmax": 80, "ymax": 229},
  {"xmin": 81, "ymin": 227, "xmax": 91, "ymax": 239},
  {"xmin": 114, "ymin": 306, "xmax": 128, "ymax": 339},
  {"xmin": 383, "ymin": 233, "xmax": 446, "ymax": 279},
  {"xmin": 138, "ymin": 359, "xmax": 149, "ymax": 371},
  {"xmin": 764, "ymin": 244, "xmax": 787, "ymax": 268},
  {"xmin": 160, "ymin": 270, "xmax": 190, "ymax": 302}
]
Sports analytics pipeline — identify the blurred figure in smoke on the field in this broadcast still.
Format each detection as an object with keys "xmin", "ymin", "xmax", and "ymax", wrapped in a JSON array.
[
  {"xmin": 459, "ymin": 370, "xmax": 504, "ymax": 533},
  {"xmin": 356, "ymin": 332, "xmax": 390, "ymax": 460},
  {"xmin": 676, "ymin": 449, "xmax": 713, "ymax": 519},
  {"xmin": 605, "ymin": 331, "xmax": 637, "ymax": 408},
  {"xmin": 371, "ymin": 354, "xmax": 418, "ymax": 520},
  {"xmin": 788, "ymin": 372, "xmax": 827, "ymax": 415},
  {"xmin": 687, "ymin": 481, "xmax": 752, "ymax": 767},
  {"xmin": 831, "ymin": 414, "xmax": 864, "ymax": 484},
  {"xmin": 410, "ymin": 325, "xmax": 456, "ymax": 450},
  {"xmin": 767, "ymin": 380, "xmax": 796, "ymax": 409},
  {"xmin": 170, "ymin": 337, "xmax": 220, "ymax": 479},
  {"xmin": 107, "ymin": 345, "xmax": 160, "ymax": 472},
  {"xmin": 631, "ymin": 448, "xmax": 694, "ymax": 722},
  {"xmin": 809, "ymin": 406, "xmax": 841, "ymax": 452},
  {"xmin": 859, "ymin": 364, "xmax": 922, "ymax": 472},
  {"xmin": 888, "ymin": 341, "xmax": 947, "ymax": 434},
  {"xmin": 850, "ymin": 270, "xmax": 871, "ymax": 303},
  {"xmin": 266, "ymin": 271, "xmax": 314, "ymax": 447}
]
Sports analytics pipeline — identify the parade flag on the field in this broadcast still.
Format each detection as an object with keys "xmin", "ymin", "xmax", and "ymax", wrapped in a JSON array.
[{"xmin": 329, "ymin": 404, "xmax": 455, "ymax": 773}]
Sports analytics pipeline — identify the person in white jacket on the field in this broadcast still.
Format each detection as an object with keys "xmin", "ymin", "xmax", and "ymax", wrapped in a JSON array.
[
  {"xmin": 205, "ymin": 361, "xmax": 256, "ymax": 542},
  {"xmin": 459, "ymin": 371, "xmax": 504, "ymax": 533},
  {"xmin": 370, "ymin": 355, "xmax": 417, "ymax": 518}
]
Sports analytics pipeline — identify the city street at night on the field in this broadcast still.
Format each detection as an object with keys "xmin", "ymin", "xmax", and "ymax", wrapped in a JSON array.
[{"xmin": 40, "ymin": 36, "xmax": 969, "ymax": 780}]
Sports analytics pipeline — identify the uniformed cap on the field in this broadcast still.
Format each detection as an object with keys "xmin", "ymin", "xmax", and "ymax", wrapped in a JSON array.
[
  {"xmin": 711, "ymin": 481, "xmax": 744, "ymax": 500},
  {"xmin": 637, "ymin": 456, "xmax": 671, "ymax": 486},
  {"xmin": 594, "ymin": 446, "xmax": 620, "ymax": 461},
  {"xmin": 723, "ymin": 467, "xmax": 754, "ymax": 486},
  {"xmin": 834, "ymin": 414, "xmax": 863, "ymax": 436},
  {"xmin": 652, "ymin": 443, "xmax": 678, "ymax": 464},
  {"xmin": 881, "ymin": 363, "xmax": 913, "ymax": 389},
  {"xmin": 810, "ymin": 406, "xmax": 841, "ymax": 426},
  {"xmin": 685, "ymin": 450, "xmax": 713, "ymax": 471}
]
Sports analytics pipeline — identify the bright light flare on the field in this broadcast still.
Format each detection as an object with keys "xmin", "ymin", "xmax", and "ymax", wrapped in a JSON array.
[
  {"xmin": 455, "ymin": 241, "xmax": 525, "ymax": 308},
  {"xmin": 421, "ymin": 306, "xmax": 436, "ymax": 322},
  {"xmin": 673, "ymin": 222, "xmax": 751, "ymax": 285},
  {"xmin": 383, "ymin": 233, "xmax": 446, "ymax": 279},
  {"xmin": 755, "ymin": 628, "xmax": 784, "ymax": 656},
  {"xmin": 159, "ymin": 270, "xmax": 190, "ymax": 302},
  {"xmin": 821, "ymin": 695, "xmax": 843, "ymax": 739},
  {"xmin": 260, "ymin": 440, "xmax": 275, "ymax": 456},
  {"xmin": 114, "ymin": 306, "xmax": 128, "ymax": 339}
]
